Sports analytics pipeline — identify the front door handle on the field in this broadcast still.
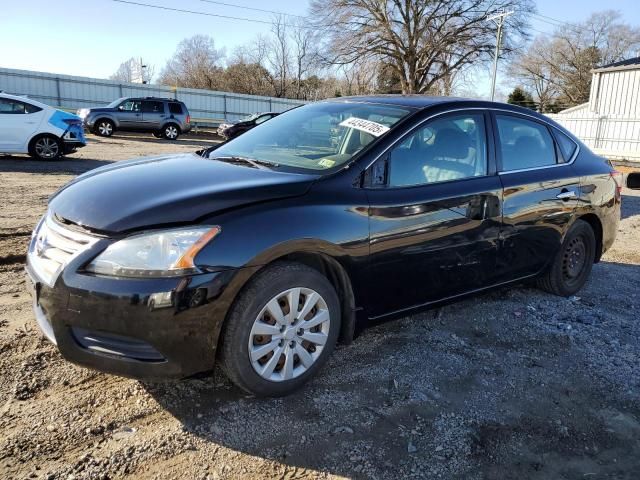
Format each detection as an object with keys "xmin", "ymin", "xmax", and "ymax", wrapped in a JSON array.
[{"xmin": 556, "ymin": 190, "xmax": 577, "ymax": 200}]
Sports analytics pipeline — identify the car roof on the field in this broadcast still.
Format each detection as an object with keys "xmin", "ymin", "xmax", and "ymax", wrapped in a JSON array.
[
  {"xmin": 0, "ymin": 92, "xmax": 49, "ymax": 109},
  {"xmin": 323, "ymin": 95, "xmax": 554, "ymax": 123}
]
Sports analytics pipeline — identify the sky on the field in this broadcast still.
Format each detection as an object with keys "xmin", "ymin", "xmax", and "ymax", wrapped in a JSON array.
[{"xmin": 2, "ymin": 0, "xmax": 640, "ymax": 99}]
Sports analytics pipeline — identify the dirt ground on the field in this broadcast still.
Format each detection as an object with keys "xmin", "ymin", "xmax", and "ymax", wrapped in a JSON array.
[{"xmin": 1, "ymin": 132, "xmax": 640, "ymax": 480}]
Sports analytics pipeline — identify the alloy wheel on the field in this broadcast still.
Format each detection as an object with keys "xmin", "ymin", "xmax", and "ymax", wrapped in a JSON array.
[
  {"xmin": 165, "ymin": 125, "xmax": 178, "ymax": 139},
  {"xmin": 34, "ymin": 137, "xmax": 59, "ymax": 159},
  {"xmin": 98, "ymin": 121, "xmax": 113, "ymax": 136},
  {"xmin": 248, "ymin": 287, "xmax": 330, "ymax": 382}
]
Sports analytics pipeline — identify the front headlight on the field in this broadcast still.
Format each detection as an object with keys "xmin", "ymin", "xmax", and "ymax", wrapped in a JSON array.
[{"xmin": 86, "ymin": 226, "xmax": 220, "ymax": 277}]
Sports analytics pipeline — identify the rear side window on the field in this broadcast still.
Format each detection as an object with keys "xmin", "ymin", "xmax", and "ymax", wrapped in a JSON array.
[
  {"xmin": 142, "ymin": 101, "xmax": 164, "ymax": 113},
  {"xmin": 169, "ymin": 103, "xmax": 183, "ymax": 115},
  {"xmin": 496, "ymin": 115, "xmax": 557, "ymax": 171},
  {"xmin": 0, "ymin": 98, "xmax": 42, "ymax": 114},
  {"xmin": 554, "ymin": 129, "xmax": 578, "ymax": 162}
]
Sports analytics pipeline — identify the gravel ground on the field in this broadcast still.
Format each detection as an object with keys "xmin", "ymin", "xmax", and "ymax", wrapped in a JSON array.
[{"xmin": 1, "ymin": 133, "xmax": 640, "ymax": 480}]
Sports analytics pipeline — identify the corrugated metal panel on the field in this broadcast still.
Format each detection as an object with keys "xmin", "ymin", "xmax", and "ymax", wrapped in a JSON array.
[
  {"xmin": 592, "ymin": 69, "xmax": 640, "ymax": 117},
  {"xmin": 0, "ymin": 67, "xmax": 306, "ymax": 126}
]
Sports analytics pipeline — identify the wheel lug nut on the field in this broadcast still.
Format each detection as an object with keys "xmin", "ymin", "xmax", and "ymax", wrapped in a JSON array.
[
  {"xmin": 297, "ymin": 328, "xmax": 304, "ymax": 336},
  {"xmin": 289, "ymin": 341, "xmax": 295, "ymax": 348}
]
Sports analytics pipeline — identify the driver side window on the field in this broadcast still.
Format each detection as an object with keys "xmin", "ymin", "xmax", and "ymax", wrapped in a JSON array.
[
  {"xmin": 119, "ymin": 100, "xmax": 141, "ymax": 112},
  {"xmin": 387, "ymin": 113, "xmax": 488, "ymax": 187}
]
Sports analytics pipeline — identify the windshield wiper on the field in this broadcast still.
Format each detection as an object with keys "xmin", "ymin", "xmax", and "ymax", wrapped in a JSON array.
[{"xmin": 211, "ymin": 156, "xmax": 279, "ymax": 169}]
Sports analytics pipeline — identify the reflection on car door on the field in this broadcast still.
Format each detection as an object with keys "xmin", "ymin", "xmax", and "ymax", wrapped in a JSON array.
[
  {"xmin": 493, "ymin": 112, "xmax": 580, "ymax": 280},
  {"xmin": 142, "ymin": 100, "xmax": 166, "ymax": 128},
  {"xmin": 364, "ymin": 111, "xmax": 503, "ymax": 318},
  {"xmin": 0, "ymin": 99, "xmax": 45, "ymax": 151}
]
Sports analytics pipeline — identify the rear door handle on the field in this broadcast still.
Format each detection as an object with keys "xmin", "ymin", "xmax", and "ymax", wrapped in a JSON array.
[{"xmin": 556, "ymin": 190, "xmax": 577, "ymax": 200}]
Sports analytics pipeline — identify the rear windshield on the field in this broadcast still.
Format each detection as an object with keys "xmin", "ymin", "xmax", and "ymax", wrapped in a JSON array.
[
  {"xmin": 169, "ymin": 103, "xmax": 183, "ymax": 114},
  {"xmin": 209, "ymin": 102, "xmax": 412, "ymax": 171}
]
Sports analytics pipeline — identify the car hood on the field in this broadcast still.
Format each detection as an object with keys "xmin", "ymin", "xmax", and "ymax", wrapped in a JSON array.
[
  {"xmin": 87, "ymin": 107, "xmax": 117, "ymax": 114},
  {"xmin": 49, "ymin": 153, "xmax": 318, "ymax": 233}
]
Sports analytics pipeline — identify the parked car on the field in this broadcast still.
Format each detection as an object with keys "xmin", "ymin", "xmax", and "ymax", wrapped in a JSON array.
[
  {"xmin": 217, "ymin": 112, "xmax": 279, "ymax": 140},
  {"xmin": 77, "ymin": 97, "xmax": 191, "ymax": 140},
  {"xmin": 27, "ymin": 96, "xmax": 629, "ymax": 397},
  {"xmin": 0, "ymin": 92, "xmax": 86, "ymax": 160}
]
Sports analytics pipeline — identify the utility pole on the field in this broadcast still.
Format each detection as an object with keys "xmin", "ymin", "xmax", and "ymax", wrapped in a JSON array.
[{"xmin": 487, "ymin": 10, "xmax": 514, "ymax": 101}]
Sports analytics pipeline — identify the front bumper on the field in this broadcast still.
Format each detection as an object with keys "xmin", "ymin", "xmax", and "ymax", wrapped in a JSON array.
[{"xmin": 26, "ymin": 252, "xmax": 240, "ymax": 380}]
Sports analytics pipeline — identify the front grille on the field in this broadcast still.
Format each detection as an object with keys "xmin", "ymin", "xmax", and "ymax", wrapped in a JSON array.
[{"xmin": 28, "ymin": 214, "xmax": 98, "ymax": 287}]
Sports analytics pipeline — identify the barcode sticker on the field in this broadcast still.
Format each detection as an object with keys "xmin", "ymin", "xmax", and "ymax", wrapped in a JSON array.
[{"xmin": 339, "ymin": 117, "xmax": 390, "ymax": 137}]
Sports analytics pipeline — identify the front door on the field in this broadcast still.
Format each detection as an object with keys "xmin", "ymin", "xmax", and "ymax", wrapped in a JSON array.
[
  {"xmin": 365, "ymin": 111, "xmax": 502, "ymax": 318},
  {"xmin": 492, "ymin": 113, "xmax": 580, "ymax": 280},
  {"xmin": 115, "ymin": 99, "xmax": 144, "ymax": 128}
]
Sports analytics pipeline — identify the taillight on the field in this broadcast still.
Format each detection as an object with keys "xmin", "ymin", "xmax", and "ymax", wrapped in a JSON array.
[
  {"xmin": 610, "ymin": 170, "xmax": 623, "ymax": 200},
  {"xmin": 186, "ymin": 115, "xmax": 191, "ymax": 124}
]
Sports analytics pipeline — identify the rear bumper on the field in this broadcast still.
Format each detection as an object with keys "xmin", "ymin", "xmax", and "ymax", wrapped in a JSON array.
[{"xmin": 26, "ymin": 258, "xmax": 241, "ymax": 380}]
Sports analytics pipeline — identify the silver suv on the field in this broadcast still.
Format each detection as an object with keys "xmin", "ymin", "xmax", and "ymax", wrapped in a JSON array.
[{"xmin": 77, "ymin": 97, "xmax": 191, "ymax": 140}]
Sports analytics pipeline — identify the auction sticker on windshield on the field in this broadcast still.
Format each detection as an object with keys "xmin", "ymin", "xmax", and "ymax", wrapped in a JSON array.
[{"xmin": 339, "ymin": 117, "xmax": 390, "ymax": 137}]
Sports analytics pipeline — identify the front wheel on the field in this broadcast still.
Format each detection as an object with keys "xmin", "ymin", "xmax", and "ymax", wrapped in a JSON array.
[
  {"xmin": 94, "ymin": 119, "xmax": 114, "ymax": 137},
  {"xmin": 220, "ymin": 262, "xmax": 341, "ymax": 397},
  {"xmin": 537, "ymin": 219, "xmax": 596, "ymax": 297}
]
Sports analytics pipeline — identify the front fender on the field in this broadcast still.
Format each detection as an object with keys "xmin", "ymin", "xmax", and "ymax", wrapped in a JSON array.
[{"xmin": 194, "ymin": 178, "xmax": 370, "ymax": 307}]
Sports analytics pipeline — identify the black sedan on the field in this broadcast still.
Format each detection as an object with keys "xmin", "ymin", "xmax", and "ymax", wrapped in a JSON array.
[
  {"xmin": 216, "ymin": 112, "xmax": 279, "ymax": 140},
  {"xmin": 26, "ymin": 96, "xmax": 632, "ymax": 397}
]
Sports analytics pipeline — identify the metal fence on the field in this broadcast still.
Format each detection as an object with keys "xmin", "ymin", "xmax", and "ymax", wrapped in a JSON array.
[
  {"xmin": 547, "ymin": 113, "xmax": 640, "ymax": 162},
  {"xmin": 0, "ymin": 67, "xmax": 305, "ymax": 127}
]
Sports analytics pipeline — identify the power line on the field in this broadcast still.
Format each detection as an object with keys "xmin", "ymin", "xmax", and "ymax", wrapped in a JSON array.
[
  {"xmin": 110, "ymin": 0, "xmax": 277, "ymax": 26},
  {"xmin": 196, "ymin": 0, "xmax": 306, "ymax": 19}
]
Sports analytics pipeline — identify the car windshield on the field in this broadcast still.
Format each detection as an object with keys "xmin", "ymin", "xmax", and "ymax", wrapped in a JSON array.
[
  {"xmin": 238, "ymin": 113, "xmax": 260, "ymax": 122},
  {"xmin": 107, "ymin": 98, "xmax": 127, "ymax": 108},
  {"xmin": 210, "ymin": 102, "xmax": 412, "ymax": 171}
]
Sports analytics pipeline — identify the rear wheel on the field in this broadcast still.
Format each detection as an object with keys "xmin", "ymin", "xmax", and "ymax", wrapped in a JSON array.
[
  {"xmin": 94, "ymin": 119, "xmax": 114, "ymax": 137},
  {"xmin": 162, "ymin": 123, "xmax": 180, "ymax": 140},
  {"xmin": 537, "ymin": 219, "xmax": 596, "ymax": 297},
  {"xmin": 220, "ymin": 262, "xmax": 341, "ymax": 397},
  {"xmin": 29, "ymin": 135, "xmax": 62, "ymax": 160}
]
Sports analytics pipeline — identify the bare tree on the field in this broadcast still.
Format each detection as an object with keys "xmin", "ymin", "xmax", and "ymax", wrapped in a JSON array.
[
  {"xmin": 291, "ymin": 18, "xmax": 321, "ymax": 99},
  {"xmin": 158, "ymin": 35, "xmax": 226, "ymax": 90},
  {"xmin": 508, "ymin": 37, "xmax": 558, "ymax": 111},
  {"xmin": 511, "ymin": 10, "xmax": 640, "ymax": 109},
  {"xmin": 110, "ymin": 58, "xmax": 154, "ymax": 84},
  {"xmin": 265, "ymin": 15, "xmax": 291, "ymax": 97},
  {"xmin": 310, "ymin": 0, "xmax": 532, "ymax": 94}
]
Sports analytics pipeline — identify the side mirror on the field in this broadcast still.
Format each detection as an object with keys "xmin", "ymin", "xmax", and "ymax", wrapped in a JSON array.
[{"xmin": 627, "ymin": 172, "xmax": 640, "ymax": 190}]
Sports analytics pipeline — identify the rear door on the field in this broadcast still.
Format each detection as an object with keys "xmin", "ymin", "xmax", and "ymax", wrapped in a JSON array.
[
  {"xmin": 365, "ymin": 111, "xmax": 503, "ymax": 318},
  {"xmin": 0, "ymin": 98, "xmax": 45, "ymax": 151},
  {"xmin": 493, "ymin": 112, "xmax": 580, "ymax": 280},
  {"xmin": 141, "ymin": 100, "xmax": 166, "ymax": 128}
]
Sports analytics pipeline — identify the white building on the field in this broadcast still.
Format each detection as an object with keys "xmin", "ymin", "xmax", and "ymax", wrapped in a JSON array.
[{"xmin": 547, "ymin": 57, "xmax": 640, "ymax": 161}]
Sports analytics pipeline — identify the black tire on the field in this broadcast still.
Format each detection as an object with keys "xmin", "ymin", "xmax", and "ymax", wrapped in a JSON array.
[
  {"xmin": 93, "ymin": 118, "xmax": 114, "ymax": 137},
  {"xmin": 220, "ymin": 262, "xmax": 341, "ymax": 397},
  {"xmin": 537, "ymin": 219, "xmax": 596, "ymax": 297},
  {"xmin": 162, "ymin": 123, "xmax": 180, "ymax": 140},
  {"xmin": 28, "ymin": 135, "xmax": 62, "ymax": 161}
]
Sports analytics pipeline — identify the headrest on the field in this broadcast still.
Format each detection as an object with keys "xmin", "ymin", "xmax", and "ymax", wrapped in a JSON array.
[
  {"xmin": 514, "ymin": 135, "xmax": 542, "ymax": 151},
  {"xmin": 432, "ymin": 128, "xmax": 470, "ymax": 159}
]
